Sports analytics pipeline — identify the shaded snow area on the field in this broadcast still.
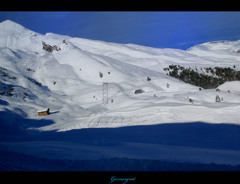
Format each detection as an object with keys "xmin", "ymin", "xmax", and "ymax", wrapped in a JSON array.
[{"xmin": 1, "ymin": 20, "xmax": 240, "ymax": 170}]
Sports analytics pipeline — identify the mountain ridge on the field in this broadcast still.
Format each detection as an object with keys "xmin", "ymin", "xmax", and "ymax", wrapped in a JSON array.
[{"xmin": 0, "ymin": 20, "xmax": 30, "ymax": 34}]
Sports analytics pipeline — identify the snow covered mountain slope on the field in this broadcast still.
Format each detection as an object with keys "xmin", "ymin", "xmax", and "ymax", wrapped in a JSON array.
[{"xmin": 1, "ymin": 20, "xmax": 240, "ymax": 132}]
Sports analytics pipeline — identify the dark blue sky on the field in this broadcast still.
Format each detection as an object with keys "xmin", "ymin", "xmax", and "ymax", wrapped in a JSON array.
[{"xmin": 0, "ymin": 11, "xmax": 240, "ymax": 50}]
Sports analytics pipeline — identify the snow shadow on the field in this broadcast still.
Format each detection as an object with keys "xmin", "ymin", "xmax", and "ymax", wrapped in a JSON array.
[
  {"xmin": 1, "ymin": 109, "xmax": 240, "ymax": 164},
  {"xmin": 0, "ymin": 99, "xmax": 9, "ymax": 105},
  {"xmin": 35, "ymin": 122, "xmax": 240, "ymax": 151},
  {"xmin": 0, "ymin": 109, "xmax": 55, "ymax": 137},
  {"xmin": 1, "ymin": 109, "xmax": 240, "ymax": 151},
  {"xmin": 49, "ymin": 110, "xmax": 60, "ymax": 115},
  {"xmin": 1, "ymin": 116, "xmax": 240, "ymax": 167}
]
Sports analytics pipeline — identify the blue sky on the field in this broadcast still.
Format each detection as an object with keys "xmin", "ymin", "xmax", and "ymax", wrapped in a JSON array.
[{"xmin": 0, "ymin": 11, "xmax": 240, "ymax": 49}]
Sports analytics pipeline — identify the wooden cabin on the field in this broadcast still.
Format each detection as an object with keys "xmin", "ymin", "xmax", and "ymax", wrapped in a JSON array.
[{"xmin": 38, "ymin": 108, "xmax": 50, "ymax": 116}]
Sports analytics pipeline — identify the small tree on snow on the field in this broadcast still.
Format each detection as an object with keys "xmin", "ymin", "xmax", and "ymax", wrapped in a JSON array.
[
  {"xmin": 216, "ymin": 95, "xmax": 221, "ymax": 102},
  {"xmin": 189, "ymin": 98, "xmax": 193, "ymax": 104},
  {"xmin": 99, "ymin": 72, "xmax": 103, "ymax": 78}
]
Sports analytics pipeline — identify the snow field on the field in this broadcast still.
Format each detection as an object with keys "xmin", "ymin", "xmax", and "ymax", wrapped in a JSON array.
[
  {"xmin": 1, "ymin": 20, "xmax": 240, "ymax": 167},
  {"xmin": 0, "ymin": 20, "xmax": 240, "ymax": 132}
]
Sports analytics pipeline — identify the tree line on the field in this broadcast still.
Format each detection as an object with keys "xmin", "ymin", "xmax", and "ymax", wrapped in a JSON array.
[{"xmin": 163, "ymin": 65, "xmax": 240, "ymax": 89}]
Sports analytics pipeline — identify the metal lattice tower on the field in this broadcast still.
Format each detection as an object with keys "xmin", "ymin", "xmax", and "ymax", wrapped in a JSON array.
[{"xmin": 103, "ymin": 82, "xmax": 108, "ymax": 104}]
